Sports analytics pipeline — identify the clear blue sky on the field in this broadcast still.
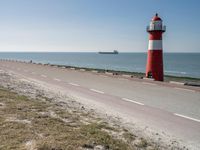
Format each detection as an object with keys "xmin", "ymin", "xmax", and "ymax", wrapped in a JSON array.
[{"xmin": 0, "ymin": 0, "xmax": 199, "ymax": 52}]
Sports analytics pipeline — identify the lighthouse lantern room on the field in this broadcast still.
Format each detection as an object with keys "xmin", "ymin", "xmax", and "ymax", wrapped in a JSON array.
[{"xmin": 146, "ymin": 13, "xmax": 166, "ymax": 81}]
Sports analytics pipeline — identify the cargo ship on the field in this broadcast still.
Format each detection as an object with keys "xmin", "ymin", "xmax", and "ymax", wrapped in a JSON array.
[{"xmin": 98, "ymin": 50, "xmax": 119, "ymax": 54}]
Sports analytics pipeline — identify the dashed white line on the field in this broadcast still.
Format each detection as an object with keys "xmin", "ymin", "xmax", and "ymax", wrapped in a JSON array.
[
  {"xmin": 169, "ymin": 81, "xmax": 184, "ymax": 85},
  {"xmin": 142, "ymin": 82, "xmax": 156, "ymax": 86},
  {"xmin": 122, "ymin": 98, "xmax": 144, "ymax": 106},
  {"xmin": 41, "ymin": 75, "xmax": 47, "ymax": 78},
  {"xmin": 90, "ymin": 89, "xmax": 105, "ymax": 94},
  {"xmin": 174, "ymin": 87, "xmax": 195, "ymax": 93},
  {"xmin": 100, "ymin": 75, "xmax": 108, "ymax": 78},
  {"xmin": 69, "ymin": 83, "xmax": 80, "ymax": 86},
  {"xmin": 174, "ymin": 113, "xmax": 200, "ymax": 123},
  {"xmin": 31, "ymin": 72, "xmax": 36, "ymax": 74},
  {"xmin": 53, "ymin": 78, "xmax": 61, "ymax": 82},
  {"xmin": 119, "ymin": 78, "xmax": 128, "ymax": 81}
]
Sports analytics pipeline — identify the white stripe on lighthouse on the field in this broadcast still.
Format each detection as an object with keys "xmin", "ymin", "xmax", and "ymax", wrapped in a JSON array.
[{"xmin": 148, "ymin": 40, "xmax": 162, "ymax": 50}]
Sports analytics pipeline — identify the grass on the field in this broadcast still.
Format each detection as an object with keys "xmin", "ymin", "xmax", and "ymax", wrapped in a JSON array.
[{"xmin": 0, "ymin": 87, "xmax": 141, "ymax": 150}]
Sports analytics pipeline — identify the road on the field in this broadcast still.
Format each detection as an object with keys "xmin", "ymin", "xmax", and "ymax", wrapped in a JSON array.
[{"xmin": 0, "ymin": 60, "xmax": 200, "ymax": 149}]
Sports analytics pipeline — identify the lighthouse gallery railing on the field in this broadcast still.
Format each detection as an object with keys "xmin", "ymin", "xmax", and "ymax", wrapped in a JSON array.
[{"xmin": 146, "ymin": 25, "xmax": 166, "ymax": 32}]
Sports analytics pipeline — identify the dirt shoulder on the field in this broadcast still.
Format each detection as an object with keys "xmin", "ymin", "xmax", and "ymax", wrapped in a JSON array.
[{"xmin": 0, "ymin": 70, "xmax": 185, "ymax": 150}]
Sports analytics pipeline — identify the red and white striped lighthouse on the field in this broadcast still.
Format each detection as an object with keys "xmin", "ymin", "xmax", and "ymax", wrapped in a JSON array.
[{"xmin": 146, "ymin": 13, "xmax": 166, "ymax": 81}]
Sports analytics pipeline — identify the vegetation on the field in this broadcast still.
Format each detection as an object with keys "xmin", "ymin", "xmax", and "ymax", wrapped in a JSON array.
[{"xmin": 0, "ymin": 87, "xmax": 152, "ymax": 150}]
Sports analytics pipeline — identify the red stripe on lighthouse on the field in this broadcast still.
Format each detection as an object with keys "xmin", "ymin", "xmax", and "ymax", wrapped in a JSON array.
[
  {"xmin": 146, "ymin": 50, "xmax": 164, "ymax": 81},
  {"xmin": 149, "ymin": 32, "xmax": 162, "ymax": 40}
]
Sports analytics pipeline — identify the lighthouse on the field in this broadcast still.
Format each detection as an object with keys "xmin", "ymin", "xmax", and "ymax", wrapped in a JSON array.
[{"xmin": 146, "ymin": 13, "xmax": 166, "ymax": 81}]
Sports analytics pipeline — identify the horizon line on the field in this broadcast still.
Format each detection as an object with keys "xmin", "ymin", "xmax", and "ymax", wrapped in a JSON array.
[{"xmin": 0, "ymin": 51, "xmax": 199, "ymax": 53}]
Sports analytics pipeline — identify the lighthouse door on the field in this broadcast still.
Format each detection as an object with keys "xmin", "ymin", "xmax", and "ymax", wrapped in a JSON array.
[{"xmin": 147, "ymin": 72, "xmax": 153, "ymax": 78}]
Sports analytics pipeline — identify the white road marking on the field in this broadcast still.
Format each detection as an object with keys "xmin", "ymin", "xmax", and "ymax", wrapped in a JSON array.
[
  {"xmin": 54, "ymin": 78, "xmax": 61, "ymax": 82},
  {"xmin": 41, "ymin": 75, "xmax": 47, "ymax": 78},
  {"xmin": 174, "ymin": 87, "xmax": 195, "ymax": 93},
  {"xmin": 122, "ymin": 98, "xmax": 144, "ymax": 106},
  {"xmin": 31, "ymin": 72, "xmax": 36, "ymax": 74},
  {"xmin": 174, "ymin": 113, "xmax": 200, "ymax": 123},
  {"xmin": 142, "ymin": 82, "xmax": 156, "ymax": 86},
  {"xmin": 69, "ymin": 83, "xmax": 80, "ymax": 86},
  {"xmin": 119, "ymin": 78, "xmax": 128, "ymax": 81},
  {"xmin": 100, "ymin": 75, "xmax": 107, "ymax": 78},
  {"xmin": 169, "ymin": 81, "xmax": 184, "ymax": 85},
  {"xmin": 90, "ymin": 89, "xmax": 105, "ymax": 94},
  {"xmin": 91, "ymin": 70, "xmax": 98, "ymax": 73},
  {"xmin": 122, "ymin": 74, "xmax": 132, "ymax": 78}
]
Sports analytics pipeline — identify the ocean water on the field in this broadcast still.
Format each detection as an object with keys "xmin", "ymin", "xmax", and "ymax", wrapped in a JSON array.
[{"xmin": 0, "ymin": 52, "xmax": 199, "ymax": 78}]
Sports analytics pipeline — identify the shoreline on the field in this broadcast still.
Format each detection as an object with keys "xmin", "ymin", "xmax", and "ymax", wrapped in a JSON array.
[{"xmin": 1, "ymin": 58, "xmax": 200, "ymax": 85}]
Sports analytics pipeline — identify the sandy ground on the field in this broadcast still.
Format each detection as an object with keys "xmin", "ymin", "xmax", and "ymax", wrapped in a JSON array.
[{"xmin": 0, "ymin": 69, "xmax": 191, "ymax": 149}]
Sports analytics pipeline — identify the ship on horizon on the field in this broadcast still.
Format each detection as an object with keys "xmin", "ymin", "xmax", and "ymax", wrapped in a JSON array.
[{"xmin": 98, "ymin": 50, "xmax": 119, "ymax": 54}]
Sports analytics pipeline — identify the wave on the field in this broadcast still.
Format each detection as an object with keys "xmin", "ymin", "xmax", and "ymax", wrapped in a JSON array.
[{"xmin": 165, "ymin": 70, "xmax": 187, "ymax": 75}]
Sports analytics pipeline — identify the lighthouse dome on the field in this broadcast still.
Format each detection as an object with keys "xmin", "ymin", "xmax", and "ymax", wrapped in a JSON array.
[{"xmin": 152, "ymin": 13, "xmax": 162, "ymax": 21}]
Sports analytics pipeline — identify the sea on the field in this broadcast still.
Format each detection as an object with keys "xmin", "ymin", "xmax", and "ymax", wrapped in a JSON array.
[{"xmin": 0, "ymin": 52, "xmax": 199, "ymax": 78}]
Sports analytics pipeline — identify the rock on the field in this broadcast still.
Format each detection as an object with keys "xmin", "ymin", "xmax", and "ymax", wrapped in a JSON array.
[
  {"xmin": 94, "ymin": 145, "xmax": 106, "ymax": 150},
  {"xmin": 134, "ymin": 138, "xmax": 148, "ymax": 148},
  {"xmin": 82, "ymin": 144, "xmax": 94, "ymax": 149},
  {"xmin": 146, "ymin": 145, "xmax": 156, "ymax": 150}
]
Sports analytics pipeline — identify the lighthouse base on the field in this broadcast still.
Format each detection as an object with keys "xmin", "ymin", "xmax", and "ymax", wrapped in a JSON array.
[{"xmin": 146, "ymin": 50, "xmax": 164, "ymax": 81}]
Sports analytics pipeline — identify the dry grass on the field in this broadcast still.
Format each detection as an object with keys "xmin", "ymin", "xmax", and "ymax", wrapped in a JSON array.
[{"xmin": 0, "ymin": 87, "xmax": 138, "ymax": 150}]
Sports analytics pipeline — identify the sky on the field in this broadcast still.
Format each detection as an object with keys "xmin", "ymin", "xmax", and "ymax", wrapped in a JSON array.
[{"xmin": 0, "ymin": 0, "xmax": 200, "ymax": 52}]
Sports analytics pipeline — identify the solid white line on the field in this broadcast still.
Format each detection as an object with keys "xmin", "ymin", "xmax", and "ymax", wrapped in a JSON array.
[
  {"xmin": 41, "ymin": 75, "xmax": 47, "ymax": 78},
  {"xmin": 90, "ymin": 89, "xmax": 104, "ymax": 94},
  {"xmin": 122, "ymin": 98, "xmax": 144, "ymax": 106},
  {"xmin": 174, "ymin": 113, "xmax": 200, "ymax": 123},
  {"xmin": 54, "ymin": 78, "xmax": 61, "ymax": 82},
  {"xmin": 142, "ymin": 82, "xmax": 156, "ymax": 86},
  {"xmin": 69, "ymin": 83, "xmax": 80, "ymax": 86},
  {"xmin": 174, "ymin": 87, "xmax": 195, "ymax": 93}
]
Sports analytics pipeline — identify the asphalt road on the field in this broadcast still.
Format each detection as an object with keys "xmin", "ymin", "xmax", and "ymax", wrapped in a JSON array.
[{"xmin": 0, "ymin": 60, "xmax": 200, "ymax": 149}]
